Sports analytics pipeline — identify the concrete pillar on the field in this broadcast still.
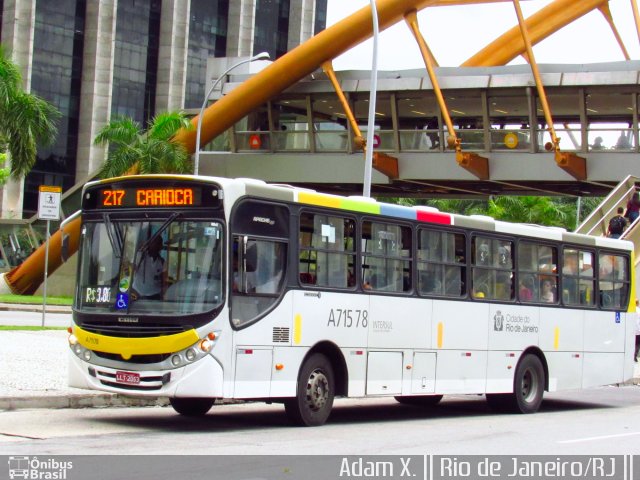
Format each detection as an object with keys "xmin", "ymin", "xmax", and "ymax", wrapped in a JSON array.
[
  {"xmin": 226, "ymin": 0, "xmax": 256, "ymax": 57},
  {"xmin": 0, "ymin": 0, "xmax": 36, "ymax": 218},
  {"xmin": 1, "ymin": 0, "xmax": 36, "ymax": 89},
  {"xmin": 288, "ymin": 0, "xmax": 315, "ymax": 51},
  {"xmin": 155, "ymin": 0, "xmax": 190, "ymax": 113},
  {"xmin": 74, "ymin": 0, "xmax": 117, "ymax": 181}
]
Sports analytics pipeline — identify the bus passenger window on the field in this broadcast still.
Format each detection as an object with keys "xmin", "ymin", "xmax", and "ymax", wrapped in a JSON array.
[
  {"xmin": 417, "ymin": 229, "xmax": 465, "ymax": 298},
  {"xmin": 472, "ymin": 236, "xmax": 513, "ymax": 301},
  {"xmin": 298, "ymin": 212, "xmax": 355, "ymax": 289},
  {"xmin": 362, "ymin": 221, "xmax": 412, "ymax": 293},
  {"xmin": 598, "ymin": 253, "xmax": 629, "ymax": 310},
  {"xmin": 518, "ymin": 242, "xmax": 558, "ymax": 304}
]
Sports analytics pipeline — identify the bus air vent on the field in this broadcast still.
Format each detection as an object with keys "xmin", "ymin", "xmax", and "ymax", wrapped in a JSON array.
[{"xmin": 272, "ymin": 327, "xmax": 290, "ymax": 343}]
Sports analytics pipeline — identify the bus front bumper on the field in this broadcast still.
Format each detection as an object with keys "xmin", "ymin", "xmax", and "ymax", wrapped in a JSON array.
[{"xmin": 68, "ymin": 353, "xmax": 224, "ymax": 398}]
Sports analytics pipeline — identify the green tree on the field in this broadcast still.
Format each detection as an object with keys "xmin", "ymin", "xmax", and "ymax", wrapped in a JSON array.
[
  {"xmin": 0, "ymin": 47, "xmax": 59, "ymax": 180},
  {"xmin": 94, "ymin": 112, "xmax": 193, "ymax": 178}
]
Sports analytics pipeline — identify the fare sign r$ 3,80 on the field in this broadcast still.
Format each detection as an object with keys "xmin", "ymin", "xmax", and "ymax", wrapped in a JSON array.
[{"xmin": 38, "ymin": 185, "xmax": 62, "ymax": 221}]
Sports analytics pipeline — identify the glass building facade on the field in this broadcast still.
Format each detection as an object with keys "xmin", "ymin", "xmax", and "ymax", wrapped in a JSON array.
[
  {"xmin": 27, "ymin": 0, "xmax": 86, "ymax": 216},
  {"xmin": 253, "ymin": 0, "xmax": 290, "ymax": 59},
  {"xmin": 0, "ymin": 0, "xmax": 324, "ymax": 219},
  {"xmin": 314, "ymin": 0, "xmax": 327, "ymax": 34},
  {"xmin": 185, "ymin": 0, "xmax": 229, "ymax": 109},
  {"xmin": 111, "ymin": 0, "xmax": 161, "ymax": 124}
]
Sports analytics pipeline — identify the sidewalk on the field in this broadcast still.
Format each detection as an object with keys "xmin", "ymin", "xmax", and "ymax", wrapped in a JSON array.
[
  {"xmin": 0, "ymin": 329, "xmax": 167, "ymax": 410},
  {"xmin": 0, "ymin": 326, "xmax": 638, "ymax": 411},
  {"xmin": 0, "ymin": 302, "xmax": 72, "ymax": 313}
]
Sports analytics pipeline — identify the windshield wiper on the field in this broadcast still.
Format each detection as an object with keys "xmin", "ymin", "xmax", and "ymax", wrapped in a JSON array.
[
  {"xmin": 102, "ymin": 213, "xmax": 123, "ymax": 259},
  {"xmin": 135, "ymin": 212, "xmax": 181, "ymax": 268}
]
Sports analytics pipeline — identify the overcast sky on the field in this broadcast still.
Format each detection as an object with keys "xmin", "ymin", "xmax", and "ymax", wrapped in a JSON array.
[{"xmin": 325, "ymin": 0, "xmax": 640, "ymax": 70}]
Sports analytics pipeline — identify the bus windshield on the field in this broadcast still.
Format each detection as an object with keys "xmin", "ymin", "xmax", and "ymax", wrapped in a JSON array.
[{"xmin": 77, "ymin": 217, "xmax": 224, "ymax": 315}]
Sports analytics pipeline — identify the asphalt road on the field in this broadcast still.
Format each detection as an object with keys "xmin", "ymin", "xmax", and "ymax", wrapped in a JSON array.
[
  {"xmin": 0, "ymin": 308, "xmax": 71, "ymax": 328},
  {"xmin": 1, "ymin": 387, "xmax": 640, "ymax": 456}
]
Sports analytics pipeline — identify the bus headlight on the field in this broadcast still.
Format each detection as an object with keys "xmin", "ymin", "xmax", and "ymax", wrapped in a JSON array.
[
  {"xmin": 74, "ymin": 344, "xmax": 83, "ymax": 355},
  {"xmin": 83, "ymin": 350, "xmax": 92, "ymax": 361},
  {"xmin": 171, "ymin": 355, "xmax": 182, "ymax": 367},
  {"xmin": 185, "ymin": 348, "xmax": 196, "ymax": 362},
  {"xmin": 199, "ymin": 339, "xmax": 213, "ymax": 353}
]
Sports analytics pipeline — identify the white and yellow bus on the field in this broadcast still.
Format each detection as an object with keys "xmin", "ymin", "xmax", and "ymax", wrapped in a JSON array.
[{"xmin": 68, "ymin": 175, "xmax": 637, "ymax": 426}]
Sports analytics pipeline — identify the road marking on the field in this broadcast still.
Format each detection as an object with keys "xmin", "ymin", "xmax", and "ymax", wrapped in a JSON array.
[{"xmin": 558, "ymin": 431, "xmax": 640, "ymax": 444}]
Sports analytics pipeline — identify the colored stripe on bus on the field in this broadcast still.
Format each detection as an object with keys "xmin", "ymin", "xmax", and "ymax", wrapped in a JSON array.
[
  {"xmin": 74, "ymin": 325, "xmax": 199, "ymax": 360},
  {"xmin": 416, "ymin": 210, "xmax": 452, "ymax": 225},
  {"xmin": 298, "ymin": 191, "xmax": 342, "ymax": 209},
  {"xmin": 379, "ymin": 203, "xmax": 417, "ymax": 220},
  {"xmin": 341, "ymin": 198, "xmax": 380, "ymax": 215}
]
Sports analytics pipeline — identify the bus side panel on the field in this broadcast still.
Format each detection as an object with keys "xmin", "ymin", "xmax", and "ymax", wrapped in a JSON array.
[
  {"xmin": 368, "ymin": 296, "xmax": 431, "ymax": 349},
  {"xmin": 582, "ymin": 352, "xmax": 626, "ymax": 387},
  {"xmin": 233, "ymin": 294, "xmax": 294, "ymax": 398},
  {"xmin": 538, "ymin": 308, "xmax": 584, "ymax": 353},
  {"xmin": 432, "ymin": 300, "xmax": 489, "ymax": 393},
  {"xmin": 432, "ymin": 300, "xmax": 489, "ymax": 350},
  {"xmin": 233, "ymin": 347, "xmax": 273, "ymax": 398},
  {"xmin": 545, "ymin": 352, "xmax": 583, "ymax": 391},
  {"xmin": 291, "ymin": 291, "xmax": 369, "ymax": 348},
  {"xmin": 408, "ymin": 351, "xmax": 437, "ymax": 394},
  {"xmin": 435, "ymin": 350, "xmax": 488, "ymax": 393},
  {"xmin": 271, "ymin": 347, "xmax": 310, "ymax": 397},
  {"xmin": 583, "ymin": 311, "xmax": 626, "ymax": 353},
  {"xmin": 623, "ymin": 310, "xmax": 636, "ymax": 382},
  {"xmin": 291, "ymin": 290, "xmax": 369, "ymax": 397},
  {"xmin": 487, "ymin": 304, "xmax": 539, "ymax": 352},
  {"xmin": 485, "ymin": 351, "xmax": 516, "ymax": 393}
]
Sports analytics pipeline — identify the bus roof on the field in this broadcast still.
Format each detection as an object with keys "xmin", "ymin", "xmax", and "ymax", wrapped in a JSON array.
[{"xmin": 85, "ymin": 175, "xmax": 634, "ymax": 252}]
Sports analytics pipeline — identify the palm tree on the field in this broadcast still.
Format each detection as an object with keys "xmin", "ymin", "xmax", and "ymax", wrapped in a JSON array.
[
  {"xmin": 0, "ymin": 47, "xmax": 59, "ymax": 179},
  {"xmin": 94, "ymin": 112, "xmax": 193, "ymax": 178}
]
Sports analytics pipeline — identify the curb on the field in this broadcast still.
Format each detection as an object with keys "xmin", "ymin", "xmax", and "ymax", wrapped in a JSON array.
[
  {"xmin": 0, "ymin": 303, "xmax": 72, "ymax": 314},
  {"xmin": 0, "ymin": 394, "xmax": 169, "ymax": 411}
]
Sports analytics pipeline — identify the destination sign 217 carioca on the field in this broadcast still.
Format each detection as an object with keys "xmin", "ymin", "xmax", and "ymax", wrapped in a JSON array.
[
  {"xmin": 89, "ymin": 186, "xmax": 206, "ymax": 209},
  {"xmin": 102, "ymin": 187, "xmax": 195, "ymax": 207}
]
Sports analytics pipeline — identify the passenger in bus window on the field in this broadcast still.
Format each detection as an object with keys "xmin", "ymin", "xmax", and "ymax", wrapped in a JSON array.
[
  {"xmin": 132, "ymin": 236, "xmax": 165, "ymax": 300},
  {"xmin": 541, "ymin": 280, "xmax": 555, "ymax": 303},
  {"xmin": 519, "ymin": 277, "xmax": 533, "ymax": 302}
]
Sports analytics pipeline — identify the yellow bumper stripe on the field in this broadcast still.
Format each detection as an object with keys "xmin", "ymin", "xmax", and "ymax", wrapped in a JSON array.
[{"xmin": 74, "ymin": 325, "xmax": 199, "ymax": 360}]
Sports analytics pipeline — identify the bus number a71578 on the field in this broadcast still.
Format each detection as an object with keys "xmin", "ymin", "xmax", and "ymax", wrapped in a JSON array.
[{"xmin": 327, "ymin": 309, "xmax": 368, "ymax": 328}]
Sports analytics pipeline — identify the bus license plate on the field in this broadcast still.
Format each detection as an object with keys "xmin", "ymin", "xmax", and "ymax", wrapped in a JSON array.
[{"xmin": 115, "ymin": 371, "xmax": 140, "ymax": 385}]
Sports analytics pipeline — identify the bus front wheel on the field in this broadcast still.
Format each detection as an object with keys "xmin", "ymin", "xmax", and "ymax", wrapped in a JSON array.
[
  {"xmin": 285, "ymin": 353, "xmax": 335, "ymax": 426},
  {"xmin": 170, "ymin": 397, "xmax": 215, "ymax": 416},
  {"xmin": 487, "ymin": 354, "xmax": 545, "ymax": 414}
]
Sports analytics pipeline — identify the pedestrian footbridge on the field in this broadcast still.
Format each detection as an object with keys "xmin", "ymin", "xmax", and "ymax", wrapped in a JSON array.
[{"xmin": 197, "ymin": 61, "xmax": 640, "ymax": 199}]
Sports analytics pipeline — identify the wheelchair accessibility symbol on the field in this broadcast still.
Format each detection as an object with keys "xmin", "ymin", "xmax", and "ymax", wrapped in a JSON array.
[{"xmin": 115, "ymin": 293, "xmax": 129, "ymax": 310}]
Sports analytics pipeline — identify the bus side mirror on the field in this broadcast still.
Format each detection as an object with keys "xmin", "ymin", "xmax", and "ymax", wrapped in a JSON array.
[{"xmin": 61, "ymin": 233, "xmax": 69, "ymax": 263}]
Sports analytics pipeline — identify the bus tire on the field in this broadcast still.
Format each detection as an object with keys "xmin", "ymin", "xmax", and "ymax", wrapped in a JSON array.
[
  {"xmin": 285, "ymin": 353, "xmax": 334, "ymax": 426},
  {"xmin": 169, "ymin": 397, "xmax": 215, "ymax": 416},
  {"xmin": 394, "ymin": 395, "xmax": 443, "ymax": 406},
  {"xmin": 487, "ymin": 354, "xmax": 545, "ymax": 414},
  {"xmin": 512, "ymin": 354, "xmax": 545, "ymax": 413}
]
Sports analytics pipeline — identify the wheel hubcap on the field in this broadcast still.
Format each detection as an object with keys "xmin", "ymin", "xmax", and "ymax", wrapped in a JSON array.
[
  {"xmin": 521, "ymin": 367, "xmax": 538, "ymax": 403},
  {"xmin": 305, "ymin": 369, "xmax": 329, "ymax": 411}
]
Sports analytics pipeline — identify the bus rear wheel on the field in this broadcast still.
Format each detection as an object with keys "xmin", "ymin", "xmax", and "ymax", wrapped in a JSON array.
[
  {"xmin": 285, "ymin": 353, "xmax": 335, "ymax": 426},
  {"xmin": 487, "ymin": 354, "xmax": 545, "ymax": 414},
  {"xmin": 170, "ymin": 397, "xmax": 215, "ymax": 416},
  {"xmin": 394, "ymin": 395, "xmax": 443, "ymax": 406}
]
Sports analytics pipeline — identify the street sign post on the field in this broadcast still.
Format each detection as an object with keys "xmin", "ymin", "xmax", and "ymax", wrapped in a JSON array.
[{"xmin": 38, "ymin": 186, "xmax": 62, "ymax": 326}]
